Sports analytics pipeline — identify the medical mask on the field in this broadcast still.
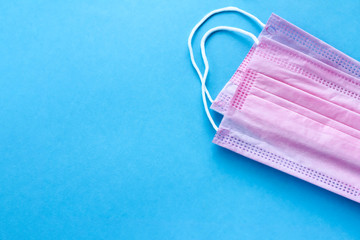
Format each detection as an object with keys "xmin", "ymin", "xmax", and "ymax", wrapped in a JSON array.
[
  {"xmin": 189, "ymin": 7, "xmax": 360, "ymax": 115},
  {"xmin": 188, "ymin": 7, "xmax": 360, "ymax": 203}
]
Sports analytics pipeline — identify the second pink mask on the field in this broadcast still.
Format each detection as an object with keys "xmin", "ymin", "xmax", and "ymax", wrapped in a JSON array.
[{"xmin": 214, "ymin": 37, "xmax": 360, "ymax": 203}]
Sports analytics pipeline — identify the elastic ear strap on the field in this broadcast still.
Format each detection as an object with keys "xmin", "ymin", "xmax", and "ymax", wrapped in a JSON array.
[
  {"xmin": 200, "ymin": 27, "xmax": 260, "ymax": 131},
  {"xmin": 188, "ymin": 6, "xmax": 265, "ymax": 104}
]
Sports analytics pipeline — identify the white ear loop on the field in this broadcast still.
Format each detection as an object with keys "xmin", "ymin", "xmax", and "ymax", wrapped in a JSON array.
[
  {"xmin": 200, "ymin": 27, "xmax": 260, "ymax": 131},
  {"xmin": 188, "ymin": 7, "xmax": 264, "ymax": 131},
  {"xmin": 188, "ymin": 6, "xmax": 265, "ymax": 103}
]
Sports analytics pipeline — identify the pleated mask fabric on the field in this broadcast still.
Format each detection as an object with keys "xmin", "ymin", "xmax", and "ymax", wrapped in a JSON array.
[{"xmin": 211, "ymin": 13, "xmax": 360, "ymax": 115}]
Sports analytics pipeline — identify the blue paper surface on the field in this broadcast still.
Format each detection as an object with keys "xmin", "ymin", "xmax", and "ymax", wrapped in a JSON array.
[{"xmin": 1, "ymin": 1, "xmax": 360, "ymax": 239}]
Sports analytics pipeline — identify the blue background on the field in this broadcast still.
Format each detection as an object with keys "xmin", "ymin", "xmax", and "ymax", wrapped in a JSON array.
[{"xmin": 1, "ymin": 0, "xmax": 360, "ymax": 239}]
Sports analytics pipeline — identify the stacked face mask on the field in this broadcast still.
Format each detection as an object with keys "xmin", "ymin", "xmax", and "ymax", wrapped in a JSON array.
[
  {"xmin": 189, "ymin": 7, "xmax": 360, "ymax": 203},
  {"xmin": 212, "ymin": 13, "xmax": 360, "ymax": 114}
]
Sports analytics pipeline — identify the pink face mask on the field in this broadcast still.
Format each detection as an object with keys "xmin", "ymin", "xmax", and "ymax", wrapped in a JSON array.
[
  {"xmin": 211, "ymin": 12, "xmax": 360, "ymax": 114},
  {"xmin": 188, "ymin": 7, "xmax": 360, "ymax": 203}
]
